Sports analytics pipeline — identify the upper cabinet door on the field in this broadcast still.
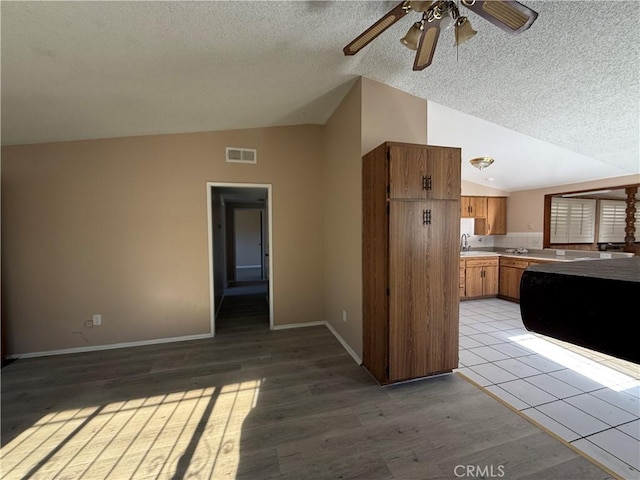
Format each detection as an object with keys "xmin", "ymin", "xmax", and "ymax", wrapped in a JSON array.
[
  {"xmin": 487, "ymin": 197, "xmax": 507, "ymax": 235},
  {"xmin": 388, "ymin": 145, "xmax": 460, "ymax": 200},
  {"xmin": 470, "ymin": 197, "xmax": 487, "ymax": 217},
  {"xmin": 388, "ymin": 145, "xmax": 428, "ymax": 199},
  {"xmin": 425, "ymin": 146, "xmax": 461, "ymax": 200}
]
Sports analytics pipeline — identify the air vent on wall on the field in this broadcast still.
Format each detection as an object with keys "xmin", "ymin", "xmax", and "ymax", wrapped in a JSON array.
[{"xmin": 226, "ymin": 147, "xmax": 257, "ymax": 164}]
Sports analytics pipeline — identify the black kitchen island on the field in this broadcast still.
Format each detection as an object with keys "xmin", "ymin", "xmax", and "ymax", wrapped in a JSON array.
[{"xmin": 520, "ymin": 257, "xmax": 640, "ymax": 364}]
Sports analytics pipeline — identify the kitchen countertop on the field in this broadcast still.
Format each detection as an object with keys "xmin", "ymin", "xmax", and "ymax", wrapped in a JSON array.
[
  {"xmin": 525, "ymin": 256, "xmax": 640, "ymax": 281},
  {"xmin": 460, "ymin": 248, "xmax": 634, "ymax": 263}
]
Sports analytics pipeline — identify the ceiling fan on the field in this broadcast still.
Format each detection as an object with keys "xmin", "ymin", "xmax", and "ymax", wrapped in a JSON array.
[{"xmin": 343, "ymin": 0, "xmax": 538, "ymax": 71}]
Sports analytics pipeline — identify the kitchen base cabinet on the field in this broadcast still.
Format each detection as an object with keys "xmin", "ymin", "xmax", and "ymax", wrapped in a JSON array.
[
  {"xmin": 499, "ymin": 257, "xmax": 558, "ymax": 302},
  {"xmin": 363, "ymin": 141, "xmax": 461, "ymax": 385},
  {"xmin": 461, "ymin": 257, "xmax": 498, "ymax": 299},
  {"xmin": 499, "ymin": 264, "xmax": 526, "ymax": 302}
]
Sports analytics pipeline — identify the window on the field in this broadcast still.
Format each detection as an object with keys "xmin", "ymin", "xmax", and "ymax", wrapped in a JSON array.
[
  {"xmin": 598, "ymin": 200, "xmax": 639, "ymax": 243},
  {"xmin": 550, "ymin": 197, "xmax": 596, "ymax": 243}
]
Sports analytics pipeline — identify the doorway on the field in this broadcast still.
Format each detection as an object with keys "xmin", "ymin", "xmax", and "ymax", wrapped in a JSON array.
[{"xmin": 207, "ymin": 183, "xmax": 273, "ymax": 335}]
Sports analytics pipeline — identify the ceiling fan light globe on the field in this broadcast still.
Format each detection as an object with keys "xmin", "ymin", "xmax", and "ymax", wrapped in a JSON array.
[
  {"xmin": 440, "ymin": 13, "xmax": 454, "ymax": 31},
  {"xmin": 455, "ymin": 17, "xmax": 477, "ymax": 45},
  {"xmin": 401, "ymin": 22, "xmax": 424, "ymax": 50}
]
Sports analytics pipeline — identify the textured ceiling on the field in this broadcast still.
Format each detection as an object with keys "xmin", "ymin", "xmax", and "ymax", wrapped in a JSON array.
[{"xmin": 1, "ymin": 1, "xmax": 639, "ymax": 191}]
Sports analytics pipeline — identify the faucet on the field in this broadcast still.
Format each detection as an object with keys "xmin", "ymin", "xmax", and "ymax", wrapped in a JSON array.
[{"xmin": 460, "ymin": 234, "xmax": 470, "ymax": 252}]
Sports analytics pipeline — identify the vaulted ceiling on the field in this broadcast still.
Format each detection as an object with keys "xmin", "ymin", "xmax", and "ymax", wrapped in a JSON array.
[{"xmin": 2, "ymin": 1, "xmax": 638, "ymax": 191}]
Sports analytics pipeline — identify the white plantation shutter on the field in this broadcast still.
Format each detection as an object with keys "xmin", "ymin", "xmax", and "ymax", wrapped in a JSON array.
[
  {"xmin": 598, "ymin": 200, "xmax": 639, "ymax": 243},
  {"xmin": 550, "ymin": 199, "xmax": 569, "ymax": 243},
  {"xmin": 550, "ymin": 198, "xmax": 596, "ymax": 243}
]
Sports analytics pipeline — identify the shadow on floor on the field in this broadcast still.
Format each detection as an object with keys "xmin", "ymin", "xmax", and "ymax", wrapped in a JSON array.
[{"xmin": 216, "ymin": 292, "xmax": 270, "ymax": 334}]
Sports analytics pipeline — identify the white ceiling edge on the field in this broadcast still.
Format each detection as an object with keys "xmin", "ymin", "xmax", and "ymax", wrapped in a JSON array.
[{"xmin": 427, "ymin": 101, "xmax": 635, "ymax": 193}]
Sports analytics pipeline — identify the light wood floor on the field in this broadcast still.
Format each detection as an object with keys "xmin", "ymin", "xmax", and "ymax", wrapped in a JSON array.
[{"xmin": 1, "ymin": 299, "xmax": 613, "ymax": 479}]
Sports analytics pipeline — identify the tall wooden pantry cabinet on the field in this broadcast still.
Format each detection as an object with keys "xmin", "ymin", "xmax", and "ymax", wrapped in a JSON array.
[{"xmin": 362, "ymin": 142, "xmax": 461, "ymax": 385}]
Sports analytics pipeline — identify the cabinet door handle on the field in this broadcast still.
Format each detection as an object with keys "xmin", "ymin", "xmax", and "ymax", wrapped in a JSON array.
[
  {"xmin": 422, "ymin": 175, "xmax": 432, "ymax": 191},
  {"xmin": 422, "ymin": 209, "xmax": 431, "ymax": 225}
]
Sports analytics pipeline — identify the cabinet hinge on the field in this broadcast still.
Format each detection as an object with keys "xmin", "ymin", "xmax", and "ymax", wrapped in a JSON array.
[
  {"xmin": 386, "ymin": 149, "xmax": 390, "ymax": 161},
  {"xmin": 385, "ymin": 365, "xmax": 390, "ymax": 377},
  {"xmin": 386, "ymin": 204, "xmax": 390, "ymax": 215},
  {"xmin": 386, "ymin": 184, "xmax": 390, "ymax": 195},
  {"xmin": 386, "ymin": 287, "xmax": 390, "ymax": 296}
]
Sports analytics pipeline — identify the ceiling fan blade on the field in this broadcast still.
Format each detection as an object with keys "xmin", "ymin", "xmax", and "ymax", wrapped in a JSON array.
[
  {"xmin": 462, "ymin": 0, "xmax": 538, "ymax": 34},
  {"xmin": 413, "ymin": 20, "xmax": 441, "ymax": 71},
  {"xmin": 343, "ymin": 2, "xmax": 409, "ymax": 55}
]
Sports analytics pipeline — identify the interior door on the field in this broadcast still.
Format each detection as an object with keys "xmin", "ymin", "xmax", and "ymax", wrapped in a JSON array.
[{"xmin": 388, "ymin": 200, "xmax": 459, "ymax": 381}]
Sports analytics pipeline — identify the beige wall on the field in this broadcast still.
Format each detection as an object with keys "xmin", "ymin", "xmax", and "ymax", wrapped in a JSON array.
[
  {"xmin": 1, "ymin": 125, "xmax": 325, "ymax": 355},
  {"xmin": 361, "ymin": 77, "xmax": 427, "ymax": 155},
  {"xmin": 322, "ymin": 77, "xmax": 428, "ymax": 360},
  {"xmin": 322, "ymin": 80, "xmax": 363, "ymax": 357},
  {"xmin": 461, "ymin": 180, "xmax": 509, "ymax": 197},
  {"xmin": 508, "ymin": 174, "xmax": 640, "ymax": 233},
  {"xmin": 16, "ymin": 74, "xmax": 629, "ymax": 359}
]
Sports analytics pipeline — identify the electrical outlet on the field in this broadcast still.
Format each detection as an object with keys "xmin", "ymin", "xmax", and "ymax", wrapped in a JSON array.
[
  {"xmin": 556, "ymin": 250, "xmax": 565, "ymax": 256},
  {"xmin": 93, "ymin": 314, "xmax": 102, "ymax": 326},
  {"xmin": 342, "ymin": 310, "xmax": 347, "ymax": 322},
  {"xmin": 600, "ymin": 252, "xmax": 612, "ymax": 259},
  {"xmin": 85, "ymin": 320, "xmax": 93, "ymax": 328}
]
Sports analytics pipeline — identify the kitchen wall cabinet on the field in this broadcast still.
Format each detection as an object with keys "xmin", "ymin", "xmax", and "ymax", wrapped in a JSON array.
[
  {"xmin": 363, "ymin": 141, "xmax": 461, "ymax": 385},
  {"xmin": 475, "ymin": 197, "xmax": 507, "ymax": 235},
  {"xmin": 461, "ymin": 196, "xmax": 487, "ymax": 218},
  {"xmin": 461, "ymin": 196, "xmax": 507, "ymax": 235},
  {"xmin": 460, "ymin": 257, "xmax": 498, "ymax": 299}
]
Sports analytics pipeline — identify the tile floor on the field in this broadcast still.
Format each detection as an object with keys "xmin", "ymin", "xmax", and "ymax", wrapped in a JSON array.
[{"xmin": 456, "ymin": 298, "xmax": 640, "ymax": 479}]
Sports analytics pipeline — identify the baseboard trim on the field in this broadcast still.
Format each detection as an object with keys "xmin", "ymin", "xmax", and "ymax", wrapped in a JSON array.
[
  {"xmin": 271, "ymin": 321, "xmax": 325, "ymax": 331},
  {"xmin": 269, "ymin": 320, "xmax": 362, "ymax": 365},
  {"xmin": 7, "ymin": 333, "xmax": 212, "ymax": 360},
  {"xmin": 324, "ymin": 321, "xmax": 362, "ymax": 365},
  {"xmin": 8, "ymin": 321, "xmax": 364, "ymax": 370}
]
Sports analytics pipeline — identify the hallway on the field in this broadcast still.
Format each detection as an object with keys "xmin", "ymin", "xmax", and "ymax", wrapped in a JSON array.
[{"xmin": 216, "ymin": 286, "xmax": 270, "ymax": 335}]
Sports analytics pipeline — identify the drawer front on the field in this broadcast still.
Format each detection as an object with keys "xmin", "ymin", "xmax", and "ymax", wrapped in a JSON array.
[
  {"xmin": 500, "ymin": 257, "xmax": 529, "ymax": 269},
  {"xmin": 465, "ymin": 258, "xmax": 499, "ymax": 268}
]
